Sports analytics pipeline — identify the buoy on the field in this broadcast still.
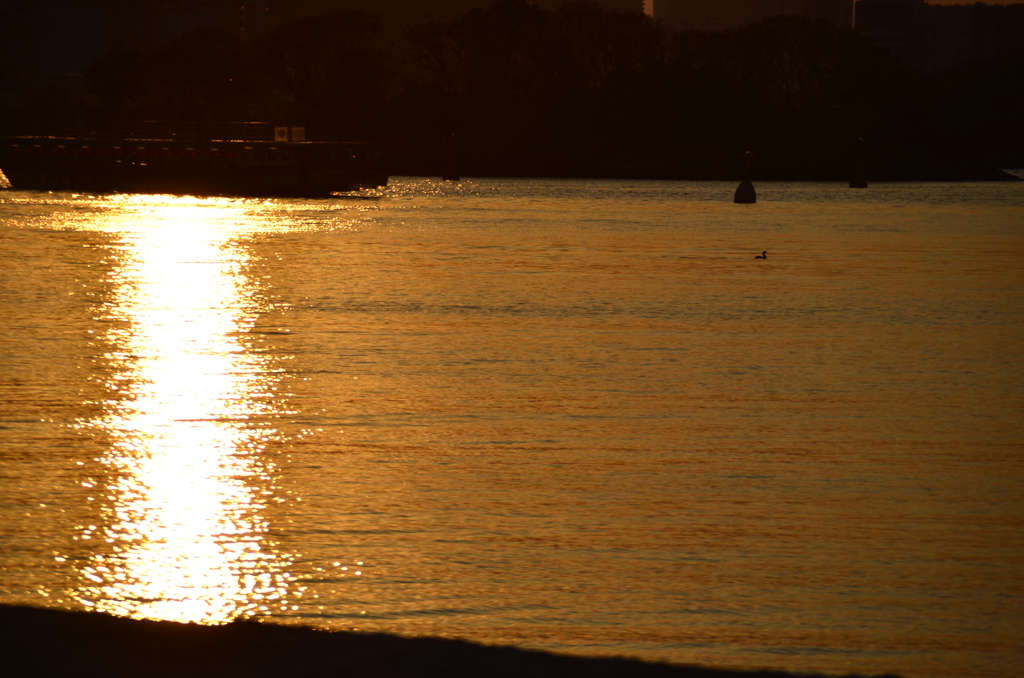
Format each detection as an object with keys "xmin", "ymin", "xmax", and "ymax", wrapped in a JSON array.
[
  {"xmin": 735, "ymin": 179, "xmax": 756, "ymax": 204},
  {"xmin": 850, "ymin": 137, "xmax": 867, "ymax": 188},
  {"xmin": 734, "ymin": 151, "xmax": 756, "ymax": 204},
  {"xmin": 442, "ymin": 132, "xmax": 460, "ymax": 181}
]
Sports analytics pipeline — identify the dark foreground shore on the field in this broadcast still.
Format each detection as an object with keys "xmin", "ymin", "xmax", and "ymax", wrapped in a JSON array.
[{"xmin": 0, "ymin": 605, "xmax": 900, "ymax": 678}]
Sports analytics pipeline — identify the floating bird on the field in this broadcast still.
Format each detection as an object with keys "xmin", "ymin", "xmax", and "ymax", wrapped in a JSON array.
[{"xmin": 755, "ymin": 251, "xmax": 767, "ymax": 259}]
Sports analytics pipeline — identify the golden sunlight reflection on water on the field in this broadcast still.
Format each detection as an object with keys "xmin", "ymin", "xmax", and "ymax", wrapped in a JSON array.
[{"xmin": 70, "ymin": 196, "xmax": 298, "ymax": 624}]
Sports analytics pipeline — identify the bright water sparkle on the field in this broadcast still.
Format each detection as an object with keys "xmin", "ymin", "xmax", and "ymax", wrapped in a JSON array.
[{"xmin": 1, "ymin": 179, "xmax": 1022, "ymax": 677}]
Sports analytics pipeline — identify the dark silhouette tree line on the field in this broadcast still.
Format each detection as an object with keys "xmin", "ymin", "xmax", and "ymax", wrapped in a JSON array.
[{"xmin": 4, "ymin": 0, "xmax": 1021, "ymax": 179}]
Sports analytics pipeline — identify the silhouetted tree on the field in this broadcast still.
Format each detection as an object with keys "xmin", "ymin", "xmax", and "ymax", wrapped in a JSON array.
[
  {"xmin": 84, "ymin": 50, "xmax": 142, "ymax": 116},
  {"xmin": 401, "ymin": 0, "xmax": 664, "ymax": 173},
  {"xmin": 245, "ymin": 10, "xmax": 395, "ymax": 136},
  {"xmin": 136, "ymin": 29, "xmax": 246, "ymax": 120},
  {"xmin": 3, "ymin": 0, "xmax": 1015, "ymax": 178}
]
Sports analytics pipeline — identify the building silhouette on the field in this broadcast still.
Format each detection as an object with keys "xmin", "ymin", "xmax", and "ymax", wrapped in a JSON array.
[
  {"xmin": 273, "ymin": 1, "xmax": 644, "ymax": 26},
  {"xmin": 0, "ymin": 1, "xmax": 244, "ymax": 77},
  {"xmin": 854, "ymin": 0, "xmax": 927, "ymax": 68},
  {"xmin": 0, "ymin": 0, "xmax": 647, "ymax": 79},
  {"xmin": 855, "ymin": 0, "xmax": 1024, "ymax": 72}
]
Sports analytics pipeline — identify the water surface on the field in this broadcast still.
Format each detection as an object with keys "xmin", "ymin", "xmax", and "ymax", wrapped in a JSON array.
[{"xmin": 1, "ymin": 179, "xmax": 1022, "ymax": 677}]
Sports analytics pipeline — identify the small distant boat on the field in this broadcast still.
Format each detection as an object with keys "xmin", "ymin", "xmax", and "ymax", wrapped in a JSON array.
[{"xmin": 0, "ymin": 121, "xmax": 388, "ymax": 198}]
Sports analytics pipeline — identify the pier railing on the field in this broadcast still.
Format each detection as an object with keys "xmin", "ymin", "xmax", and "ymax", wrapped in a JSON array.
[{"xmin": 0, "ymin": 119, "xmax": 288, "ymax": 143}]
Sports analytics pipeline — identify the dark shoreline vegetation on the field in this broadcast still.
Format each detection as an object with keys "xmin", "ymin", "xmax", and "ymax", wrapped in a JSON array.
[
  {"xmin": 2, "ymin": 0, "xmax": 1022, "ymax": 182},
  {"xmin": 0, "ymin": 605, "xmax": 903, "ymax": 678}
]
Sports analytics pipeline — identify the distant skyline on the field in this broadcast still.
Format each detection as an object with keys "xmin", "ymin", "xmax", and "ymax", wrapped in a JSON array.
[
  {"xmin": 642, "ymin": 0, "xmax": 1024, "ymax": 13},
  {"xmin": 643, "ymin": 1, "xmax": 1024, "ymax": 18}
]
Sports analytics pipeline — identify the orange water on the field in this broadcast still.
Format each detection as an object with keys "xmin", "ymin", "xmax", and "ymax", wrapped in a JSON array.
[{"xmin": 1, "ymin": 179, "xmax": 1022, "ymax": 677}]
